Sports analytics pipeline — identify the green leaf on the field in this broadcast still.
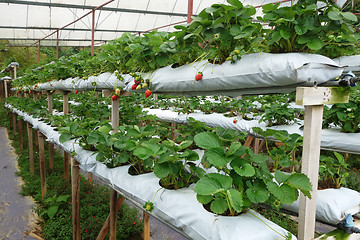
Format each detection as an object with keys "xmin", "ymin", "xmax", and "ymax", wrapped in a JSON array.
[
  {"xmin": 194, "ymin": 173, "xmax": 232, "ymax": 195},
  {"xmin": 69, "ymin": 123, "xmax": 78, "ymax": 134},
  {"xmin": 266, "ymin": 182, "xmax": 298, "ymax": 205},
  {"xmin": 226, "ymin": 142, "xmax": 242, "ymax": 157},
  {"xmin": 294, "ymin": 25, "xmax": 307, "ymax": 35},
  {"xmin": 98, "ymin": 125, "xmax": 111, "ymax": 134},
  {"xmin": 197, "ymin": 194, "xmax": 213, "ymax": 204},
  {"xmin": 245, "ymin": 180, "xmax": 269, "ymax": 203},
  {"xmin": 227, "ymin": 189, "xmax": 243, "ymax": 213},
  {"xmin": 184, "ymin": 149, "xmax": 199, "ymax": 161},
  {"xmin": 328, "ymin": 11, "xmax": 342, "ymax": 21},
  {"xmin": 229, "ymin": 25, "xmax": 242, "ymax": 36},
  {"xmin": 307, "ymin": 38, "xmax": 324, "ymax": 50},
  {"xmin": 274, "ymin": 170, "xmax": 290, "ymax": 184},
  {"xmin": 153, "ymin": 163, "xmax": 171, "ymax": 178},
  {"xmin": 280, "ymin": 29, "xmax": 291, "ymax": 40},
  {"xmin": 194, "ymin": 132, "xmax": 222, "ymax": 149},
  {"xmin": 297, "ymin": 35, "xmax": 310, "ymax": 44},
  {"xmin": 210, "ymin": 198, "xmax": 228, "ymax": 214},
  {"xmin": 207, "ymin": 147, "xmax": 231, "ymax": 168},
  {"xmin": 262, "ymin": 3, "xmax": 275, "ymax": 12},
  {"xmin": 133, "ymin": 147, "xmax": 152, "ymax": 160},
  {"xmin": 47, "ymin": 205, "xmax": 58, "ymax": 219},
  {"xmin": 179, "ymin": 140, "xmax": 193, "ymax": 150},
  {"xmin": 342, "ymin": 12, "xmax": 359, "ymax": 22},
  {"xmin": 227, "ymin": 0, "xmax": 243, "ymax": 8},
  {"xmin": 272, "ymin": 31, "xmax": 282, "ymax": 42},
  {"xmin": 59, "ymin": 133, "xmax": 72, "ymax": 143},
  {"xmin": 287, "ymin": 173, "xmax": 312, "ymax": 198},
  {"xmin": 233, "ymin": 163, "xmax": 255, "ymax": 177}
]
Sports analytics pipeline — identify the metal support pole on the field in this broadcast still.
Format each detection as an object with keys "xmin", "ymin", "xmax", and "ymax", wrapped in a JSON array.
[
  {"xmin": 187, "ymin": 0, "xmax": 193, "ymax": 23},
  {"xmin": 38, "ymin": 41, "xmax": 41, "ymax": 63},
  {"xmin": 56, "ymin": 30, "xmax": 59, "ymax": 59},
  {"xmin": 27, "ymin": 47, "xmax": 29, "ymax": 63},
  {"xmin": 91, "ymin": 10, "xmax": 95, "ymax": 56}
]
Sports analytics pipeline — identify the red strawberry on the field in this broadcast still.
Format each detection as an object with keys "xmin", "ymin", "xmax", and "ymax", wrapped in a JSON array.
[
  {"xmin": 131, "ymin": 84, "xmax": 137, "ymax": 90},
  {"xmin": 233, "ymin": 119, "xmax": 237, "ymax": 124},
  {"xmin": 195, "ymin": 73, "xmax": 203, "ymax": 81},
  {"xmin": 112, "ymin": 95, "xmax": 118, "ymax": 101},
  {"xmin": 34, "ymin": 85, "xmax": 38, "ymax": 89},
  {"xmin": 29, "ymin": 91, "xmax": 32, "ymax": 94},
  {"xmin": 135, "ymin": 80, "xmax": 141, "ymax": 85},
  {"xmin": 75, "ymin": 90, "xmax": 79, "ymax": 94},
  {"xmin": 145, "ymin": 90, "xmax": 151, "ymax": 98}
]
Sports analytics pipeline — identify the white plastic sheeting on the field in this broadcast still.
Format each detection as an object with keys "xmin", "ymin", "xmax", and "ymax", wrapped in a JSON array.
[
  {"xmin": 333, "ymin": 55, "xmax": 360, "ymax": 73},
  {"xmin": 6, "ymin": 104, "xmax": 297, "ymax": 240},
  {"xmin": 144, "ymin": 108, "xmax": 360, "ymax": 155},
  {"xmin": 31, "ymin": 53, "xmax": 343, "ymax": 96},
  {"xmin": 283, "ymin": 188, "xmax": 360, "ymax": 225}
]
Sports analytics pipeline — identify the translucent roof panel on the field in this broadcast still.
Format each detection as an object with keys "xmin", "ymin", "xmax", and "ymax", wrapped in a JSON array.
[{"xmin": 2, "ymin": 0, "xmax": 344, "ymax": 47}]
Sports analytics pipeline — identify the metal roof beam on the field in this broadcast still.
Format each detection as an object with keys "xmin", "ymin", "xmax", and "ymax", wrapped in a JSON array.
[
  {"xmin": 0, "ymin": 26, "xmax": 139, "ymax": 33},
  {"xmin": 2, "ymin": 38, "xmax": 113, "ymax": 42},
  {"xmin": 0, "ymin": 0, "xmax": 188, "ymax": 17}
]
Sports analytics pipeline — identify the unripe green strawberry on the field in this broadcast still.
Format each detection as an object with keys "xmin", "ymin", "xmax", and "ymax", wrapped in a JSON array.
[{"xmin": 136, "ymin": 85, "xmax": 142, "ymax": 90}]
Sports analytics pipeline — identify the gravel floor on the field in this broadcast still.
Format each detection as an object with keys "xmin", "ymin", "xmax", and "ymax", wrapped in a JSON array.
[{"xmin": 0, "ymin": 127, "xmax": 37, "ymax": 240}]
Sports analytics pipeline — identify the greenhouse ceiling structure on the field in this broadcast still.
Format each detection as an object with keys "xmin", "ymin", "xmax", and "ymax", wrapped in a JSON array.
[{"xmin": 0, "ymin": 0, "xmax": 349, "ymax": 48}]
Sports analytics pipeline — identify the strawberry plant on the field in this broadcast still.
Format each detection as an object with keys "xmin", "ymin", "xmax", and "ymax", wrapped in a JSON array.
[
  {"xmin": 194, "ymin": 129, "xmax": 312, "ymax": 215},
  {"xmin": 253, "ymin": 128, "xmax": 303, "ymax": 171},
  {"xmin": 319, "ymin": 151, "xmax": 349, "ymax": 189},
  {"xmin": 184, "ymin": 0, "xmax": 264, "ymax": 64},
  {"xmin": 259, "ymin": 102, "xmax": 299, "ymax": 127},
  {"xmin": 323, "ymin": 88, "xmax": 360, "ymax": 133},
  {"xmin": 153, "ymin": 140, "xmax": 205, "ymax": 189},
  {"xmin": 259, "ymin": 0, "xmax": 359, "ymax": 57}
]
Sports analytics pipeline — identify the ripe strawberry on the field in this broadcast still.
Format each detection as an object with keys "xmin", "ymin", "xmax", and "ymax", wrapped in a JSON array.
[
  {"xmin": 75, "ymin": 90, "xmax": 79, "ymax": 94},
  {"xmin": 34, "ymin": 85, "xmax": 38, "ymax": 89},
  {"xmin": 131, "ymin": 84, "xmax": 137, "ymax": 90},
  {"xmin": 145, "ymin": 90, "xmax": 151, "ymax": 98},
  {"xmin": 135, "ymin": 80, "xmax": 141, "ymax": 85},
  {"xmin": 195, "ymin": 72, "xmax": 203, "ymax": 81},
  {"xmin": 233, "ymin": 119, "xmax": 237, "ymax": 124},
  {"xmin": 29, "ymin": 91, "xmax": 32, "ymax": 94},
  {"xmin": 112, "ymin": 95, "xmax": 118, "ymax": 101}
]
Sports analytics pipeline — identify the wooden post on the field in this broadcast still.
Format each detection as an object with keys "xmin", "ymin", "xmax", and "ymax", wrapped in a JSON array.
[
  {"xmin": 170, "ymin": 122, "xmax": 176, "ymax": 141},
  {"xmin": 12, "ymin": 113, "xmax": 16, "ymax": 136},
  {"xmin": 49, "ymin": 143, "xmax": 54, "ymax": 171},
  {"xmin": 34, "ymin": 130, "xmax": 39, "ymax": 150},
  {"xmin": 71, "ymin": 157, "xmax": 81, "ymax": 240},
  {"xmin": 109, "ymin": 93, "xmax": 120, "ymax": 240},
  {"xmin": 38, "ymin": 132, "xmax": 47, "ymax": 200},
  {"xmin": 296, "ymin": 87, "xmax": 349, "ymax": 240},
  {"xmin": 254, "ymin": 138, "xmax": 261, "ymax": 155},
  {"xmin": 64, "ymin": 152, "xmax": 70, "ymax": 180},
  {"xmin": 27, "ymin": 123, "xmax": 34, "ymax": 173},
  {"xmin": 33, "ymin": 92, "xmax": 37, "ymax": 102},
  {"xmin": 4, "ymin": 80, "xmax": 8, "ymax": 98},
  {"xmin": 63, "ymin": 91, "xmax": 69, "ymax": 115},
  {"xmin": 8, "ymin": 111, "xmax": 12, "ymax": 129},
  {"xmin": 109, "ymin": 189, "xmax": 117, "ymax": 240},
  {"xmin": 143, "ymin": 212, "xmax": 150, "ymax": 240},
  {"xmin": 96, "ymin": 197, "xmax": 125, "ymax": 240},
  {"xmin": 18, "ymin": 119, "xmax": 23, "ymax": 153},
  {"xmin": 48, "ymin": 92, "xmax": 53, "ymax": 114}
]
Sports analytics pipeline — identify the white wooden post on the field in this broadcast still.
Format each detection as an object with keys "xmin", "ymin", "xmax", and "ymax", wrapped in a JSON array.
[{"xmin": 296, "ymin": 87, "xmax": 349, "ymax": 240}]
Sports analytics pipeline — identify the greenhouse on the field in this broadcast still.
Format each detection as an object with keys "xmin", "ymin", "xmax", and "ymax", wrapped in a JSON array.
[{"xmin": 0, "ymin": 0, "xmax": 360, "ymax": 239}]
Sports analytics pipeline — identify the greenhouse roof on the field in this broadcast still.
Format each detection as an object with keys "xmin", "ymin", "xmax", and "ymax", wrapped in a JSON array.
[{"xmin": 0, "ymin": 0, "xmax": 347, "ymax": 47}]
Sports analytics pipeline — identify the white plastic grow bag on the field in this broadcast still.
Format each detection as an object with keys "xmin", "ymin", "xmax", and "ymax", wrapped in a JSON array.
[
  {"xmin": 126, "ymin": 52, "xmax": 343, "ymax": 96},
  {"xmin": 283, "ymin": 188, "xmax": 360, "ymax": 225},
  {"xmin": 333, "ymin": 55, "xmax": 360, "ymax": 73}
]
